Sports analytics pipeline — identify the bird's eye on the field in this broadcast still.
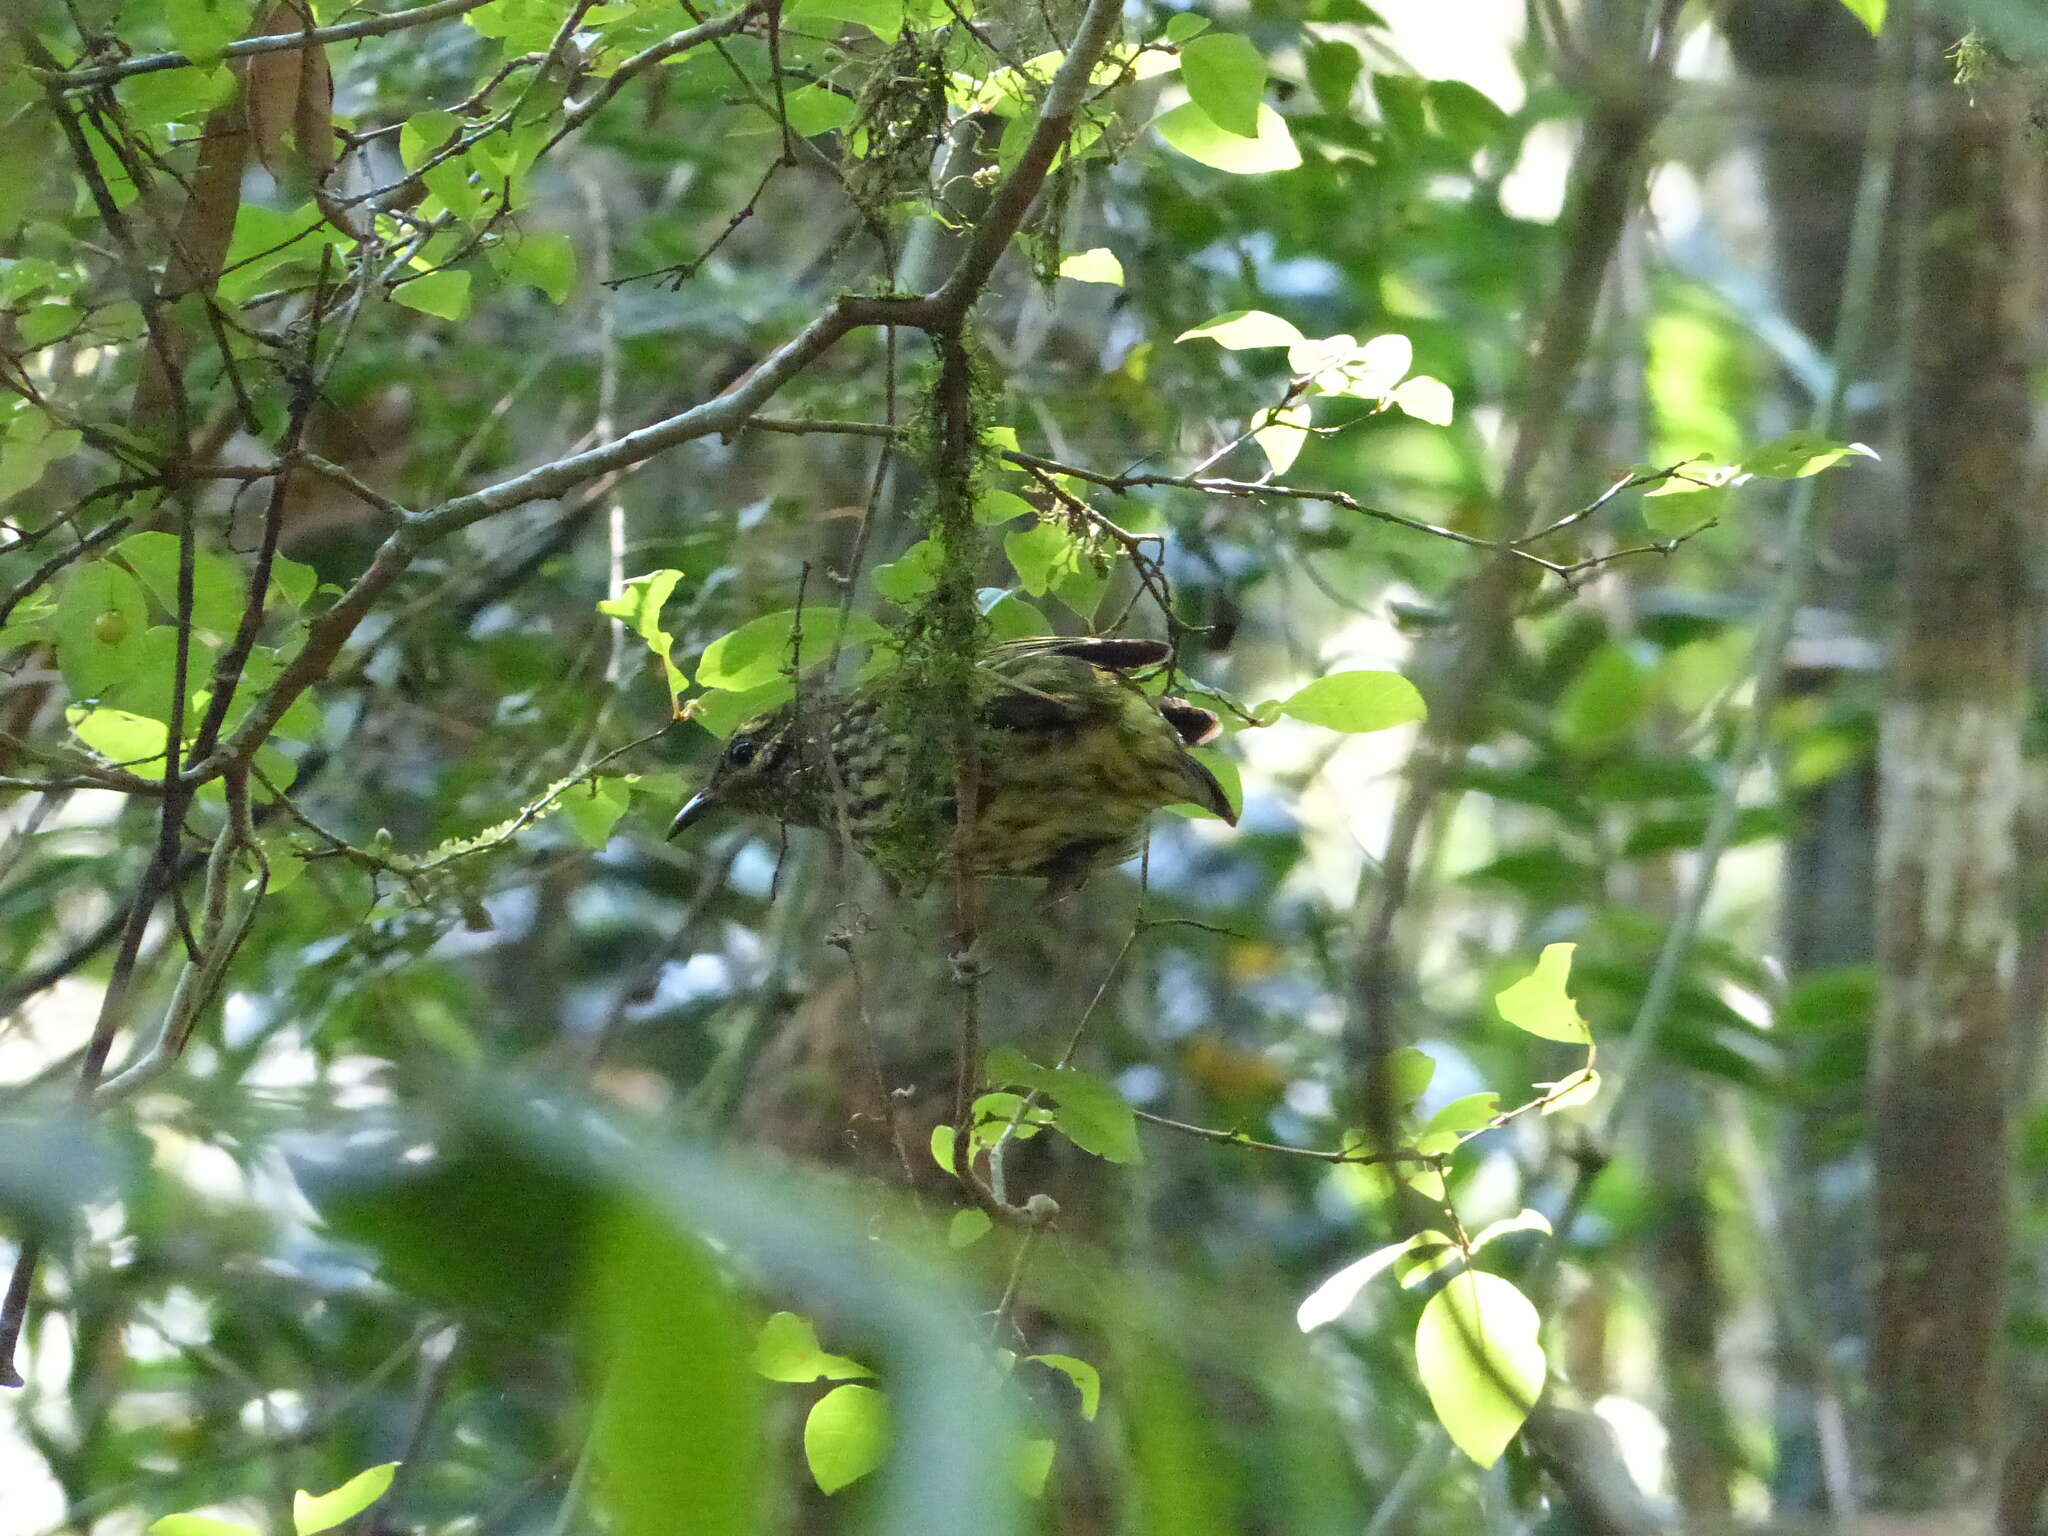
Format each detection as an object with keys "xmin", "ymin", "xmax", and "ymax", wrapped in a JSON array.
[{"xmin": 728, "ymin": 737, "xmax": 758, "ymax": 768}]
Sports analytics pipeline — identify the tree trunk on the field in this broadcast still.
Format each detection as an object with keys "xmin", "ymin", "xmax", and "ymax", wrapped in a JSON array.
[{"xmin": 1870, "ymin": 68, "xmax": 2041, "ymax": 1519}]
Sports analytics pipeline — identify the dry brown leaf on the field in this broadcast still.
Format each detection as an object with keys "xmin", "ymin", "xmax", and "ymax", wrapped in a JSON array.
[{"xmin": 238, "ymin": 0, "xmax": 334, "ymax": 184}]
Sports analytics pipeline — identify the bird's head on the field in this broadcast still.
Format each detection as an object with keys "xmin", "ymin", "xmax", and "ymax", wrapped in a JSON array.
[{"xmin": 667, "ymin": 704, "xmax": 805, "ymax": 837}]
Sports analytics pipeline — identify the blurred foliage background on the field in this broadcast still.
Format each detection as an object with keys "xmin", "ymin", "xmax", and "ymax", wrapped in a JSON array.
[{"xmin": 3, "ymin": 0, "xmax": 2046, "ymax": 1529}]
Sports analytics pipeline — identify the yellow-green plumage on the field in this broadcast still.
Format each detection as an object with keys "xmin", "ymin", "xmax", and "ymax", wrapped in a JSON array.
[{"xmin": 669, "ymin": 636, "xmax": 1236, "ymax": 893}]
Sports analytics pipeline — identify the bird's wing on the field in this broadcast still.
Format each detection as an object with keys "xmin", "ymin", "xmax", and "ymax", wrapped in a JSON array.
[{"xmin": 988, "ymin": 635, "xmax": 1172, "ymax": 674}]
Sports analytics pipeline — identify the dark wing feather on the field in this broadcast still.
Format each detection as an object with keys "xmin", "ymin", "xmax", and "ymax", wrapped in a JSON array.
[
  {"xmin": 1158, "ymin": 697, "xmax": 1222, "ymax": 748},
  {"xmin": 993, "ymin": 635, "xmax": 1172, "ymax": 673}
]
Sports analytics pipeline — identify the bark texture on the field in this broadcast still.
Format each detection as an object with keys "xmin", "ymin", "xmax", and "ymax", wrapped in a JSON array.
[{"xmin": 1871, "ymin": 72, "xmax": 2041, "ymax": 1517}]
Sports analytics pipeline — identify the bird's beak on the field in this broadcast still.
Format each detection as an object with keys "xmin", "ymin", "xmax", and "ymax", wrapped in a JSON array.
[{"xmin": 667, "ymin": 792, "xmax": 714, "ymax": 839}]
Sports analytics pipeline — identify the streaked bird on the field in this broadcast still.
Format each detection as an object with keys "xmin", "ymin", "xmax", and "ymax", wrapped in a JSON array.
[{"xmin": 669, "ymin": 635, "xmax": 1236, "ymax": 894}]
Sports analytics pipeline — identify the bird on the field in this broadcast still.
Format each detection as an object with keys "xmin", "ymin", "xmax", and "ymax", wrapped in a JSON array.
[{"xmin": 668, "ymin": 635, "xmax": 1237, "ymax": 895}]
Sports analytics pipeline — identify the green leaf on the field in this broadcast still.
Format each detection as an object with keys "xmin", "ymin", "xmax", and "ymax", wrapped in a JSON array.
[
  {"xmin": 1003, "ymin": 521, "xmax": 1085, "ymax": 598},
  {"xmin": 1175, "ymin": 309, "xmax": 1304, "ymax": 349},
  {"xmin": 1253, "ymin": 403, "xmax": 1311, "ymax": 474},
  {"xmin": 496, "ymin": 231, "xmax": 577, "ymax": 303},
  {"xmin": 164, "ymin": 0, "xmax": 246, "ymax": 65},
  {"xmin": 392, "ymin": 269, "xmax": 472, "ymax": 322},
  {"xmin": 1013, "ymin": 1438, "xmax": 1056, "ymax": 1498},
  {"xmin": 587, "ymin": 1204, "xmax": 762, "ymax": 1536},
  {"xmin": 1539, "ymin": 1066, "xmax": 1601, "ymax": 1113},
  {"xmin": 561, "ymin": 779, "xmax": 631, "ymax": 850},
  {"xmin": 1471, "ymin": 1210, "xmax": 1552, "ymax": 1249},
  {"xmin": 270, "ymin": 554, "xmax": 317, "ymax": 610},
  {"xmin": 1154, "ymin": 102, "xmax": 1301, "ymax": 174},
  {"xmin": 400, "ymin": 109, "xmax": 461, "ymax": 172},
  {"xmin": 1058, "ymin": 247, "xmax": 1124, "ymax": 285},
  {"xmin": 980, "ymin": 589, "xmax": 1053, "ymax": 642},
  {"xmin": 1303, "ymin": 38, "xmax": 1362, "ymax": 114},
  {"xmin": 217, "ymin": 202, "xmax": 349, "ymax": 304},
  {"xmin": 1162, "ymin": 12, "xmax": 1209, "ymax": 42},
  {"xmin": 697, "ymin": 610, "xmax": 888, "ymax": 692},
  {"xmin": 1386, "ymin": 1045, "xmax": 1436, "ymax": 1106},
  {"xmin": 1392, "ymin": 1232, "xmax": 1463, "ymax": 1289},
  {"xmin": 69, "ymin": 705, "xmax": 170, "ymax": 767},
  {"xmin": 19, "ymin": 303, "xmax": 79, "ymax": 347},
  {"xmin": 1419, "ymin": 1091, "xmax": 1499, "ymax": 1150},
  {"xmin": 116, "ymin": 532, "xmax": 249, "ymax": 636},
  {"xmin": 149, "ymin": 1519, "xmax": 263, "ymax": 1536},
  {"xmin": 1178, "ymin": 33, "xmax": 1267, "ymax": 139},
  {"xmin": 293, "ymin": 1464, "xmax": 399, "ymax": 1536},
  {"xmin": 786, "ymin": 0, "xmax": 903, "ymax": 37},
  {"xmin": 1835, "ymin": 0, "xmax": 1885, "ymax": 32},
  {"xmin": 872, "ymin": 540, "xmax": 943, "ymax": 604},
  {"xmin": 1740, "ymin": 433, "xmax": 1878, "ymax": 479},
  {"xmin": 1297, "ymin": 1238, "xmax": 1423, "ymax": 1331},
  {"xmin": 753, "ymin": 1311, "xmax": 875, "ymax": 1382},
  {"xmin": 1028, "ymin": 1354, "xmax": 1101, "ymax": 1420},
  {"xmin": 1426, "ymin": 80, "xmax": 1509, "ymax": 153},
  {"xmin": 975, "ymin": 489, "xmax": 1036, "ymax": 525},
  {"xmin": 805, "ymin": 1384, "xmax": 889, "ymax": 1494},
  {"xmin": 947, "ymin": 1209, "xmax": 992, "ymax": 1248},
  {"xmin": 598, "ymin": 569, "xmax": 688, "ymax": 704},
  {"xmin": 1554, "ymin": 642, "xmax": 1649, "ymax": 753},
  {"xmin": 689, "ymin": 679, "xmax": 794, "ymax": 739},
  {"xmin": 55, "ymin": 560, "xmax": 150, "ymax": 697},
  {"xmin": 1415, "ymin": 1271, "xmax": 1546, "ymax": 1467},
  {"xmin": 782, "ymin": 83, "xmax": 858, "ymax": 137},
  {"xmin": 983, "ymin": 1046, "xmax": 1141, "ymax": 1164},
  {"xmin": 1278, "ymin": 671, "xmax": 1425, "ymax": 733},
  {"xmin": 1494, "ymin": 943, "xmax": 1592, "ymax": 1044}
]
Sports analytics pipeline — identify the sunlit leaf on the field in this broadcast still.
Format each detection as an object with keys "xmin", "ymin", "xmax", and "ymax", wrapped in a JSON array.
[
  {"xmin": 1392, "ymin": 1231, "xmax": 1462, "ymax": 1289},
  {"xmin": 1178, "ymin": 33, "xmax": 1267, "ymax": 139},
  {"xmin": 69, "ymin": 706, "xmax": 170, "ymax": 767},
  {"xmin": 754, "ymin": 1311, "xmax": 875, "ymax": 1382},
  {"xmin": 1494, "ymin": 943, "xmax": 1592, "ymax": 1044},
  {"xmin": 1028, "ymin": 1353, "xmax": 1101, "ymax": 1420},
  {"xmin": 1741, "ymin": 433, "xmax": 1878, "ymax": 479},
  {"xmin": 1277, "ymin": 671, "xmax": 1426, "ymax": 733},
  {"xmin": 805, "ymin": 1384, "xmax": 890, "ymax": 1494},
  {"xmin": 392, "ymin": 269, "xmax": 472, "ymax": 321},
  {"xmin": 1298, "ymin": 1236, "xmax": 1436, "ymax": 1332},
  {"xmin": 1539, "ymin": 1067, "xmax": 1601, "ymax": 1113},
  {"xmin": 561, "ymin": 779, "xmax": 631, "ymax": 850},
  {"xmin": 1415, "ymin": 1271, "xmax": 1545, "ymax": 1467},
  {"xmin": 293, "ymin": 1464, "xmax": 399, "ymax": 1536},
  {"xmin": 1389, "ymin": 374, "xmax": 1454, "ymax": 425},
  {"xmin": 1175, "ymin": 309, "xmax": 1305, "ymax": 349},
  {"xmin": 984, "ymin": 1046, "xmax": 1140, "ymax": 1164},
  {"xmin": 1058, "ymin": 247, "xmax": 1124, "ymax": 285},
  {"xmin": 598, "ymin": 568, "xmax": 688, "ymax": 705},
  {"xmin": 697, "ymin": 610, "xmax": 888, "ymax": 691},
  {"xmin": 150, "ymin": 1518, "xmax": 262, "ymax": 1536},
  {"xmin": 1154, "ymin": 102, "xmax": 1301, "ymax": 174},
  {"xmin": 1470, "ymin": 1209, "xmax": 1553, "ymax": 1249},
  {"xmin": 1253, "ymin": 402, "xmax": 1311, "ymax": 473}
]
